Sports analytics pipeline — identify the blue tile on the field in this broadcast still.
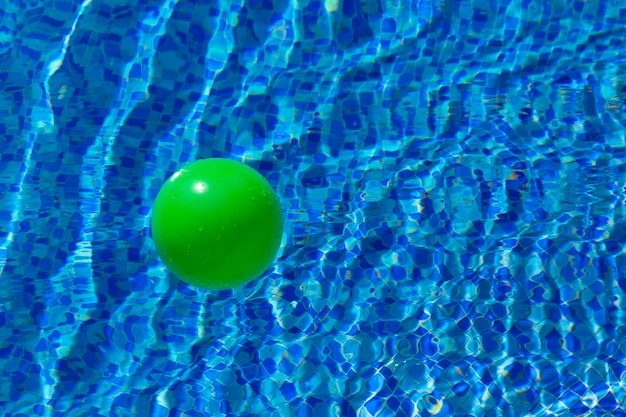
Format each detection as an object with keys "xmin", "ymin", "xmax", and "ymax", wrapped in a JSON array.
[{"xmin": 2, "ymin": 0, "xmax": 626, "ymax": 414}]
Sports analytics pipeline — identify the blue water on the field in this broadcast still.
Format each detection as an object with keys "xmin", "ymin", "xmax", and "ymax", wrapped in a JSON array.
[{"xmin": 2, "ymin": 0, "xmax": 626, "ymax": 416}]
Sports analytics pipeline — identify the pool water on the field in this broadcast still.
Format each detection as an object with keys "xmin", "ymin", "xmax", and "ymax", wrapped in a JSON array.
[{"xmin": 1, "ymin": 0, "xmax": 626, "ymax": 416}]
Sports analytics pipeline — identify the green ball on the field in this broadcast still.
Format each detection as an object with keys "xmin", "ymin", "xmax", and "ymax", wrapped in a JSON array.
[{"xmin": 151, "ymin": 158, "xmax": 283, "ymax": 290}]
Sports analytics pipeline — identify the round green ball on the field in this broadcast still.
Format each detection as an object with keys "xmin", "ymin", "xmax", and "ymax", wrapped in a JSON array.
[{"xmin": 151, "ymin": 158, "xmax": 283, "ymax": 290}]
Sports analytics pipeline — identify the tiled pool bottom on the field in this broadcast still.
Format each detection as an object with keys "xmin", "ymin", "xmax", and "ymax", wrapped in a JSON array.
[
  {"xmin": 6, "ymin": 253, "xmax": 626, "ymax": 417},
  {"xmin": 2, "ymin": 0, "xmax": 626, "ymax": 416}
]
